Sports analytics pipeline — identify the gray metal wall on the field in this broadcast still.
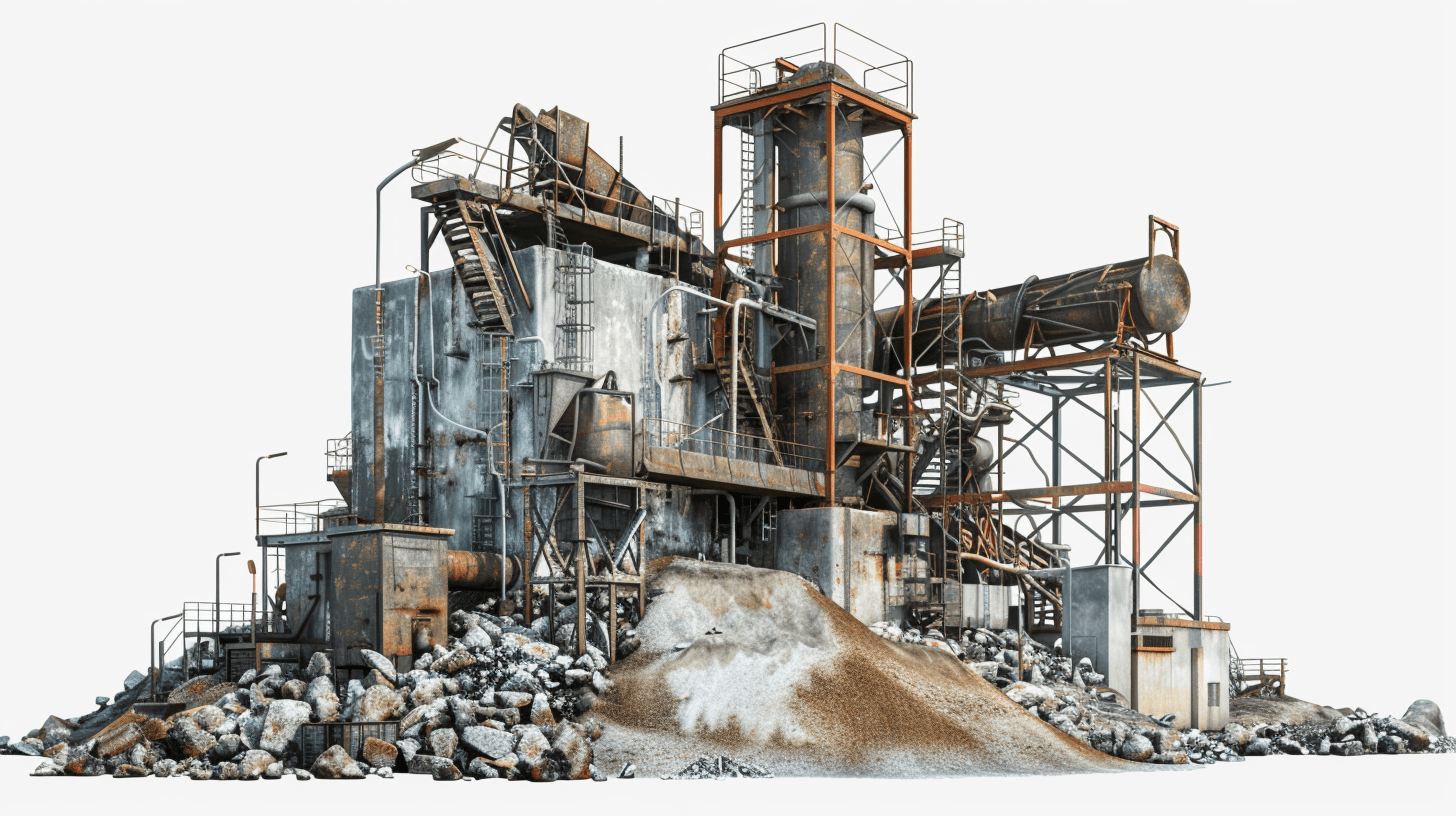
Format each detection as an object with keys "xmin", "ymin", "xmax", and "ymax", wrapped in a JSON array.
[{"xmin": 350, "ymin": 245, "xmax": 715, "ymax": 561}]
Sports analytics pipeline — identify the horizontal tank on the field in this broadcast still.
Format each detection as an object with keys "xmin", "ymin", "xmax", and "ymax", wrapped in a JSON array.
[{"xmin": 877, "ymin": 254, "xmax": 1190, "ymax": 356}]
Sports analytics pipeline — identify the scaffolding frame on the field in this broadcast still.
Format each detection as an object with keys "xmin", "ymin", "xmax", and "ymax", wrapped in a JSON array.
[{"xmin": 712, "ymin": 25, "xmax": 918, "ymax": 508}]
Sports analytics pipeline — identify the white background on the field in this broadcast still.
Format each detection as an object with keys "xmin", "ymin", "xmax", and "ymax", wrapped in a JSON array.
[{"xmin": 0, "ymin": 0, "xmax": 1450, "ymax": 810}]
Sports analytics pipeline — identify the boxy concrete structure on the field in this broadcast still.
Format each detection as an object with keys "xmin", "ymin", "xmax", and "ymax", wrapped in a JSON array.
[
  {"xmin": 1063, "ymin": 564, "xmax": 1134, "ymax": 698},
  {"xmin": 1135, "ymin": 615, "xmax": 1232, "ymax": 730}
]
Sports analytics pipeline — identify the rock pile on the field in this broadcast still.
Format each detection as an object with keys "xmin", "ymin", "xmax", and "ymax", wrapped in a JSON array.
[
  {"xmin": 661, "ymin": 755, "xmax": 774, "ymax": 779},
  {"xmin": 870, "ymin": 617, "xmax": 1450, "ymax": 765},
  {"xmin": 10, "ymin": 605, "xmax": 616, "ymax": 782}
]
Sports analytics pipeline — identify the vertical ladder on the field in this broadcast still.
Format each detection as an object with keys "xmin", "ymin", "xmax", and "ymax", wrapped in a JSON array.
[
  {"xmin": 739, "ymin": 126, "xmax": 757, "ymax": 266},
  {"xmin": 472, "ymin": 334, "xmax": 510, "ymax": 552}
]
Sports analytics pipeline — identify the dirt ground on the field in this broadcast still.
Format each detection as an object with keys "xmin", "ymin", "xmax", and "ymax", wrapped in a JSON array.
[{"xmin": 591, "ymin": 558, "xmax": 1143, "ymax": 778}]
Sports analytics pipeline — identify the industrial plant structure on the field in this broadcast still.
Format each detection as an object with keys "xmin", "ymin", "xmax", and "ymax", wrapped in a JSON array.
[{"xmin": 171, "ymin": 24, "xmax": 1230, "ymax": 732}]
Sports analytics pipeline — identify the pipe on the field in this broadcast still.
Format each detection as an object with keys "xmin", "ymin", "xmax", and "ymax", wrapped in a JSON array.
[
  {"xmin": 958, "ymin": 551, "xmax": 1063, "ymax": 611},
  {"xmin": 447, "ymin": 550, "xmax": 522, "ymax": 591},
  {"xmin": 694, "ymin": 489, "xmax": 737, "ymax": 563},
  {"xmin": 775, "ymin": 190, "xmax": 877, "ymax": 214}
]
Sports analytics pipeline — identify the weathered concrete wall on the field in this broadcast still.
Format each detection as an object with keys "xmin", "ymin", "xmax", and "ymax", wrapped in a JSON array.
[
  {"xmin": 774, "ymin": 506, "xmax": 895, "ymax": 624},
  {"xmin": 1063, "ymin": 564, "xmax": 1133, "ymax": 698},
  {"xmin": 1136, "ymin": 617, "xmax": 1232, "ymax": 730},
  {"xmin": 350, "ymin": 245, "xmax": 714, "ymax": 562}
]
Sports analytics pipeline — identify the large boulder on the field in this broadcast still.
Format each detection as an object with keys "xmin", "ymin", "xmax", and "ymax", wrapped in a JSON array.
[
  {"xmin": 410, "ymin": 677, "xmax": 448, "ymax": 708},
  {"xmin": 64, "ymin": 752, "xmax": 107, "ymax": 777},
  {"xmin": 356, "ymin": 686, "xmax": 406, "ymax": 722},
  {"xmin": 237, "ymin": 710, "xmax": 264, "ymax": 750},
  {"xmin": 1223, "ymin": 722, "xmax": 1251, "ymax": 748},
  {"xmin": 461, "ymin": 725, "xmax": 516, "ymax": 759},
  {"xmin": 239, "ymin": 749, "xmax": 275, "ymax": 779},
  {"xmin": 433, "ymin": 649, "xmax": 475, "ymax": 675},
  {"xmin": 529, "ymin": 693, "xmax": 556, "ymax": 726},
  {"xmin": 170, "ymin": 724, "xmax": 216, "ymax": 759},
  {"xmin": 400, "ymin": 700, "xmax": 448, "ymax": 735},
  {"xmin": 361, "ymin": 737, "xmax": 398, "ymax": 769},
  {"xmin": 358, "ymin": 650, "xmax": 397, "ymax": 684},
  {"xmin": 552, "ymin": 723, "xmax": 593, "ymax": 780},
  {"xmin": 1386, "ymin": 719, "xmax": 1431, "ymax": 752},
  {"xmin": 1401, "ymin": 700, "xmax": 1445, "ymax": 737},
  {"xmin": 428, "ymin": 728, "xmax": 458, "ymax": 759},
  {"xmin": 1244, "ymin": 738, "xmax": 1272, "ymax": 757},
  {"xmin": 467, "ymin": 757, "xmax": 500, "ymax": 779},
  {"xmin": 311, "ymin": 744, "xmax": 366, "ymax": 779},
  {"xmin": 406, "ymin": 754, "xmax": 455, "ymax": 776},
  {"xmin": 459, "ymin": 626, "xmax": 493, "ymax": 651},
  {"xmin": 1328, "ymin": 716, "xmax": 1357, "ymax": 740},
  {"xmin": 192, "ymin": 705, "xmax": 227, "ymax": 733},
  {"xmin": 1119, "ymin": 733, "xmax": 1154, "ymax": 761},
  {"xmin": 305, "ymin": 676, "xmax": 340, "ymax": 722},
  {"xmin": 259, "ymin": 699, "xmax": 313, "ymax": 756},
  {"xmin": 281, "ymin": 679, "xmax": 308, "ymax": 700},
  {"xmin": 514, "ymin": 726, "xmax": 551, "ymax": 774},
  {"xmin": 1330, "ymin": 740, "xmax": 1364, "ymax": 757},
  {"xmin": 94, "ymin": 722, "xmax": 144, "ymax": 758},
  {"xmin": 1004, "ymin": 682, "xmax": 1055, "ymax": 709},
  {"xmin": 207, "ymin": 734, "xmax": 243, "ymax": 763},
  {"xmin": 303, "ymin": 651, "xmax": 333, "ymax": 681}
]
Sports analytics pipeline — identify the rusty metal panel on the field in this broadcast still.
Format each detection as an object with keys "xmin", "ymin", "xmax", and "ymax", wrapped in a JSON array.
[
  {"xmin": 641, "ymin": 445, "xmax": 824, "ymax": 498},
  {"xmin": 774, "ymin": 506, "xmax": 894, "ymax": 624},
  {"xmin": 381, "ymin": 532, "xmax": 447, "ymax": 664},
  {"xmin": 330, "ymin": 531, "xmax": 383, "ymax": 670}
]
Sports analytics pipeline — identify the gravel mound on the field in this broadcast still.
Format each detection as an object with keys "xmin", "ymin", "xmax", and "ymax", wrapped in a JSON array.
[{"xmin": 590, "ymin": 557, "xmax": 1124, "ymax": 777}]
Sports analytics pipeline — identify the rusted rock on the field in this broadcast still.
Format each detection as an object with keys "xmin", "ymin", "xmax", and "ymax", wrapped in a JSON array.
[
  {"xmin": 361, "ymin": 737, "xmax": 398, "ymax": 769},
  {"xmin": 356, "ymin": 686, "xmax": 406, "ymax": 722},
  {"xmin": 311, "ymin": 744, "xmax": 366, "ymax": 779},
  {"xmin": 259, "ymin": 699, "xmax": 312, "ymax": 756},
  {"xmin": 552, "ymin": 723, "xmax": 593, "ymax": 780},
  {"xmin": 95, "ymin": 722, "xmax": 145, "ymax": 759}
]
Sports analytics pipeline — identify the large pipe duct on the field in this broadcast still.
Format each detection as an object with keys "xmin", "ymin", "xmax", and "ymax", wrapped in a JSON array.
[
  {"xmin": 446, "ymin": 550, "xmax": 522, "ymax": 591},
  {"xmin": 878, "ymin": 254, "xmax": 1190, "ymax": 357},
  {"xmin": 772, "ymin": 62, "xmax": 878, "ymax": 499}
]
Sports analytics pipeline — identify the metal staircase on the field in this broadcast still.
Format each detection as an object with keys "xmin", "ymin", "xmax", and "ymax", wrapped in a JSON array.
[{"xmin": 432, "ymin": 196, "xmax": 516, "ymax": 334}]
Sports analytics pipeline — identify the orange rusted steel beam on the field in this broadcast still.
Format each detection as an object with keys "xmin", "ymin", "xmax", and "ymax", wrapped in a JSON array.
[{"xmin": 919, "ymin": 481, "xmax": 1200, "ymax": 508}]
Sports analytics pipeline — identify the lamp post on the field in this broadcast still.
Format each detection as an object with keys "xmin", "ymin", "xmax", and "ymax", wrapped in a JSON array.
[
  {"xmin": 151, "ymin": 612, "xmax": 183, "ymax": 701},
  {"xmin": 257, "ymin": 451, "xmax": 287, "ymax": 630},
  {"xmin": 248, "ymin": 559, "xmax": 259, "ymax": 674},
  {"xmin": 255, "ymin": 452, "xmax": 288, "ymax": 540},
  {"xmin": 215, "ymin": 551, "xmax": 240, "ymax": 652}
]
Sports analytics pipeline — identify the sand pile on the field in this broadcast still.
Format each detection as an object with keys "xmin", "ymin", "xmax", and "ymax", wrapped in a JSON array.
[{"xmin": 590, "ymin": 557, "xmax": 1127, "ymax": 777}]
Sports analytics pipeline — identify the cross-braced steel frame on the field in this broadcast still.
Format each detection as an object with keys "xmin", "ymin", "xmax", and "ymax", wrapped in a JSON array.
[{"xmin": 924, "ymin": 345, "xmax": 1205, "ymax": 627}]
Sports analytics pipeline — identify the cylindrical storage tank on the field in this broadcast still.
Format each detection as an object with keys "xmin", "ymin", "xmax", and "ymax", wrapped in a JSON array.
[
  {"xmin": 571, "ymin": 373, "xmax": 636, "ymax": 477},
  {"xmin": 772, "ymin": 63, "xmax": 877, "ymax": 498},
  {"xmin": 446, "ymin": 550, "xmax": 522, "ymax": 591},
  {"xmin": 876, "ymin": 254, "xmax": 1190, "ymax": 356}
]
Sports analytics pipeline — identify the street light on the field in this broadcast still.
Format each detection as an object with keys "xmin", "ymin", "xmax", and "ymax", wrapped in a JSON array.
[
  {"xmin": 215, "ymin": 551, "xmax": 240, "ymax": 647},
  {"xmin": 255, "ymin": 452, "xmax": 288, "ymax": 540}
]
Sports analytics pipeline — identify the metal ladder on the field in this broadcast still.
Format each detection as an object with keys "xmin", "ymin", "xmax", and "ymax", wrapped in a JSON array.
[
  {"xmin": 472, "ymin": 334, "xmax": 510, "ymax": 552},
  {"xmin": 554, "ymin": 243, "xmax": 594, "ymax": 372},
  {"xmin": 739, "ymin": 126, "xmax": 757, "ymax": 265}
]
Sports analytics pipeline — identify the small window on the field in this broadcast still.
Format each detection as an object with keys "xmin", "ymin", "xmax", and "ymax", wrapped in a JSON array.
[{"xmin": 1208, "ymin": 682, "xmax": 1221, "ymax": 707}]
